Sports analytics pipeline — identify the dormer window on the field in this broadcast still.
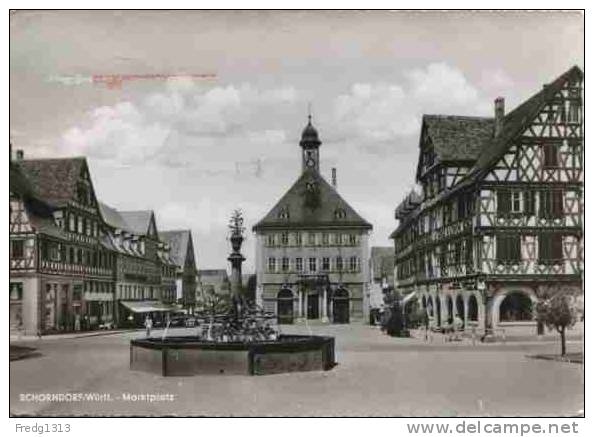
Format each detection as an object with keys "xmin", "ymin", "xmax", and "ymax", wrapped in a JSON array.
[
  {"xmin": 278, "ymin": 208, "xmax": 290, "ymax": 220},
  {"xmin": 335, "ymin": 208, "xmax": 346, "ymax": 219}
]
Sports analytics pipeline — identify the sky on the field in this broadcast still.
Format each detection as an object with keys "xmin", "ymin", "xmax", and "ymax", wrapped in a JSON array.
[{"xmin": 9, "ymin": 10, "xmax": 584, "ymax": 272}]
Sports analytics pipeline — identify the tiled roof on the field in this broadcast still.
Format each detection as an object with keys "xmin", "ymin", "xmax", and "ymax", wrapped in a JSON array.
[
  {"xmin": 422, "ymin": 115, "xmax": 494, "ymax": 164},
  {"xmin": 18, "ymin": 157, "xmax": 86, "ymax": 207},
  {"xmin": 160, "ymin": 230, "xmax": 191, "ymax": 268},
  {"xmin": 253, "ymin": 168, "xmax": 372, "ymax": 231},
  {"xmin": 99, "ymin": 202, "xmax": 155, "ymax": 236},
  {"xmin": 468, "ymin": 65, "xmax": 583, "ymax": 179},
  {"xmin": 118, "ymin": 211, "xmax": 153, "ymax": 235}
]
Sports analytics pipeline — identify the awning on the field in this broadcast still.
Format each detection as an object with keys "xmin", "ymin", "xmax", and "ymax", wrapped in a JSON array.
[{"xmin": 120, "ymin": 301, "xmax": 177, "ymax": 313}]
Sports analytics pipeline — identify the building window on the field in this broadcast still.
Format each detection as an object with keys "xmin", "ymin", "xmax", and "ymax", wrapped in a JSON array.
[
  {"xmin": 280, "ymin": 232, "xmax": 289, "ymax": 246},
  {"xmin": 496, "ymin": 234, "xmax": 521, "ymax": 263},
  {"xmin": 295, "ymin": 257, "xmax": 303, "ymax": 272},
  {"xmin": 322, "ymin": 257, "xmax": 330, "ymax": 271},
  {"xmin": 295, "ymin": 232, "xmax": 302, "ymax": 246},
  {"xmin": 322, "ymin": 233, "xmax": 329, "ymax": 245},
  {"xmin": 308, "ymin": 233, "xmax": 316, "ymax": 246},
  {"xmin": 308, "ymin": 257, "xmax": 317, "ymax": 272},
  {"xmin": 567, "ymin": 101, "xmax": 580, "ymax": 123},
  {"xmin": 539, "ymin": 190, "xmax": 563, "ymax": 219},
  {"xmin": 539, "ymin": 233, "xmax": 563, "ymax": 264},
  {"xmin": 543, "ymin": 142, "xmax": 560, "ymax": 168},
  {"xmin": 77, "ymin": 216, "xmax": 83, "ymax": 234},
  {"xmin": 267, "ymin": 234, "xmax": 276, "ymax": 246},
  {"xmin": 268, "ymin": 257, "xmax": 276, "ymax": 272},
  {"xmin": 335, "ymin": 208, "xmax": 346, "ymax": 219},
  {"xmin": 69, "ymin": 214, "xmax": 75, "ymax": 232},
  {"xmin": 281, "ymin": 257, "xmax": 289, "ymax": 272},
  {"xmin": 511, "ymin": 191, "xmax": 523, "ymax": 213},
  {"xmin": 11, "ymin": 240, "xmax": 24, "ymax": 258},
  {"xmin": 349, "ymin": 256, "xmax": 359, "ymax": 272},
  {"xmin": 348, "ymin": 234, "xmax": 357, "ymax": 246},
  {"xmin": 335, "ymin": 256, "xmax": 343, "ymax": 271}
]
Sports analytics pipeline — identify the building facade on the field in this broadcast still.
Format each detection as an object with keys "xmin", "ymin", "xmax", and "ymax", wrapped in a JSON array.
[
  {"xmin": 10, "ymin": 154, "xmax": 116, "ymax": 334},
  {"xmin": 10, "ymin": 149, "xmax": 191, "ymax": 334},
  {"xmin": 197, "ymin": 269, "xmax": 230, "ymax": 298},
  {"xmin": 253, "ymin": 117, "xmax": 373, "ymax": 324},
  {"xmin": 391, "ymin": 66, "xmax": 583, "ymax": 334},
  {"xmin": 99, "ymin": 203, "xmax": 178, "ymax": 326},
  {"xmin": 160, "ymin": 230, "xmax": 198, "ymax": 311}
]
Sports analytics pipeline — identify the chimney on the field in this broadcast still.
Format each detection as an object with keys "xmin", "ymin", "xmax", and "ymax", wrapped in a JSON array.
[
  {"xmin": 494, "ymin": 97, "xmax": 505, "ymax": 137},
  {"xmin": 331, "ymin": 167, "xmax": 337, "ymax": 188}
]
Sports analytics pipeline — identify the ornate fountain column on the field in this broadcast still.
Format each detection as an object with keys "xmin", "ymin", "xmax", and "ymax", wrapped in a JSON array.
[{"xmin": 227, "ymin": 210, "xmax": 246, "ymax": 314}]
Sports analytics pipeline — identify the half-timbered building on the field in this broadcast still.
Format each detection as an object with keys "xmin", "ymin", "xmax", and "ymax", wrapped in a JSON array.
[
  {"xmin": 391, "ymin": 66, "xmax": 583, "ymax": 335},
  {"xmin": 10, "ymin": 152, "xmax": 116, "ymax": 335},
  {"xmin": 253, "ymin": 117, "xmax": 373, "ymax": 324}
]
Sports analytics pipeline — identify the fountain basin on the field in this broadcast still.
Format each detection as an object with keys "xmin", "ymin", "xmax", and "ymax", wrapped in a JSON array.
[{"xmin": 130, "ymin": 335, "xmax": 336, "ymax": 376}]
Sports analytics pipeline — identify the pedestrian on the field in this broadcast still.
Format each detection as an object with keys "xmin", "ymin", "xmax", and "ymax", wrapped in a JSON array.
[{"xmin": 144, "ymin": 315, "xmax": 153, "ymax": 338}]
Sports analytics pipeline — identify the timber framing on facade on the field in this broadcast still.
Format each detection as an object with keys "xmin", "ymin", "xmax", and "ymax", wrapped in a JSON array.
[
  {"xmin": 9, "ymin": 150, "xmax": 196, "ymax": 335},
  {"xmin": 390, "ymin": 66, "xmax": 583, "ymax": 334}
]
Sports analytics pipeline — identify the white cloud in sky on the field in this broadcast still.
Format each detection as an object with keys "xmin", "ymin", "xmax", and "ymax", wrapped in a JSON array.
[
  {"xmin": 59, "ymin": 62, "xmax": 502, "ymax": 270},
  {"xmin": 332, "ymin": 63, "xmax": 492, "ymax": 146}
]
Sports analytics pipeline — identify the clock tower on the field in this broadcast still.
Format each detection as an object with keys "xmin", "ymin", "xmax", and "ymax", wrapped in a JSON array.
[{"xmin": 299, "ymin": 115, "xmax": 321, "ymax": 173}]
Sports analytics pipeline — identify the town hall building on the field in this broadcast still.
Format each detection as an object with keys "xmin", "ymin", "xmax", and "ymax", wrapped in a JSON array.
[{"xmin": 253, "ymin": 117, "xmax": 373, "ymax": 324}]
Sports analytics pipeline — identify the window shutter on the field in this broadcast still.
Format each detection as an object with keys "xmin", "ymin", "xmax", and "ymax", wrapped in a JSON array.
[
  {"xmin": 539, "ymin": 190, "xmax": 548, "ymax": 218},
  {"xmin": 496, "ymin": 235, "xmax": 506, "ymax": 261},
  {"xmin": 552, "ymin": 190, "xmax": 563, "ymax": 218},
  {"xmin": 552, "ymin": 234, "xmax": 563, "ymax": 260},
  {"xmin": 497, "ymin": 191, "xmax": 511, "ymax": 215},
  {"xmin": 524, "ymin": 190, "xmax": 535, "ymax": 215}
]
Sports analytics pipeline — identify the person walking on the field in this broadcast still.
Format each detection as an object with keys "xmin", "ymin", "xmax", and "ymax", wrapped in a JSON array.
[{"xmin": 144, "ymin": 315, "xmax": 153, "ymax": 338}]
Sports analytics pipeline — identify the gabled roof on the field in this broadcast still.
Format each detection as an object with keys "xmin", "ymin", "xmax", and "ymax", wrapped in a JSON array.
[
  {"xmin": 160, "ymin": 230, "xmax": 192, "ymax": 268},
  {"xmin": 468, "ymin": 65, "xmax": 583, "ymax": 179},
  {"xmin": 118, "ymin": 211, "xmax": 154, "ymax": 235},
  {"xmin": 98, "ymin": 202, "xmax": 129, "ymax": 230},
  {"xmin": 18, "ymin": 157, "xmax": 86, "ymax": 207},
  {"xmin": 416, "ymin": 115, "xmax": 494, "ymax": 180},
  {"xmin": 253, "ymin": 168, "xmax": 372, "ymax": 231}
]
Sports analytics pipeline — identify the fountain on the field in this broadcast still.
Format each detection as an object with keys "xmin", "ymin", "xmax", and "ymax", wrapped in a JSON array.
[{"xmin": 130, "ymin": 210, "xmax": 336, "ymax": 376}]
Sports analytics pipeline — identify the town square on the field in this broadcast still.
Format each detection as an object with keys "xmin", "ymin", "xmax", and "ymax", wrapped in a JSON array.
[{"xmin": 9, "ymin": 10, "xmax": 584, "ymax": 419}]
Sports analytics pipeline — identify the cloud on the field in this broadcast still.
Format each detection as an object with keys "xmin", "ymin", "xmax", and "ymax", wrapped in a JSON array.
[
  {"xmin": 332, "ymin": 62, "xmax": 492, "ymax": 147},
  {"xmin": 62, "ymin": 82, "xmax": 299, "ymax": 165}
]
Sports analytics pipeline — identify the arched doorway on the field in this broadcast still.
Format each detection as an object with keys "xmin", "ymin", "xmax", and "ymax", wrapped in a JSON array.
[
  {"xmin": 277, "ymin": 289, "xmax": 294, "ymax": 324},
  {"xmin": 435, "ymin": 296, "xmax": 442, "ymax": 326},
  {"xmin": 455, "ymin": 295, "xmax": 465, "ymax": 328},
  {"xmin": 468, "ymin": 295, "xmax": 478, "ymax": 322},
  {"xmin": 332, "ymin": 288, "xmax": 350, "ymax": 324},
  {"xmin": 499, "ymin": 292, "xmax": 533, "ymax": 322}
]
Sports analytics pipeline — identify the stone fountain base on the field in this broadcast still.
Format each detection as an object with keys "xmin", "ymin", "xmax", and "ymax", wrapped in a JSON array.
[{"xmin": 130, "ymin": 335, "xmax": 335, "ymax": 376}]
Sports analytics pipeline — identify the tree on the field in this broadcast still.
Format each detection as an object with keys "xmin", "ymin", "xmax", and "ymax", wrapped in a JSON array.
[{"xmin": 535, "ymin": 290, "xmax": 580, "ymax": 356}]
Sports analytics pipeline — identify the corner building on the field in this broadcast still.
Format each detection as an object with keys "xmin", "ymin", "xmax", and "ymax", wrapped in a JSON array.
[
  {"xmin": 253, "ymin": 117, "xmax": 372, "ymax": 324},
  {"xmin": 391, "ymin": 66, "xmax": 583, "ymax": 335}
]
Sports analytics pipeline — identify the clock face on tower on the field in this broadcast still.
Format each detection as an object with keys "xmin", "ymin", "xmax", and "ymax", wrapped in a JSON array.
[{"xmin": 306, "ymin": 158, "xmax": 315, "ymax": 168}]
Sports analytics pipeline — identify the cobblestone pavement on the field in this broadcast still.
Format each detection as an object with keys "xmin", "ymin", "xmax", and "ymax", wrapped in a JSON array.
[{"xmin": 9, "ymin": 323, "xmax": 583, "ymax": 417}]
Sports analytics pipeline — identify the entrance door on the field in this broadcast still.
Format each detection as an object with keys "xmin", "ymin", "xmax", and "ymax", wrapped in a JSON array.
[
  {"xmin": 307, "ymin": 293, "xmax": 319, "ymax": 319},
  {"xmin": 277, "ymin": 289, "xmax": 294, "ymax": 324},
  {"xmin": 333, "ymin": 288, "xmax": 350, "ymax": 324}
]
